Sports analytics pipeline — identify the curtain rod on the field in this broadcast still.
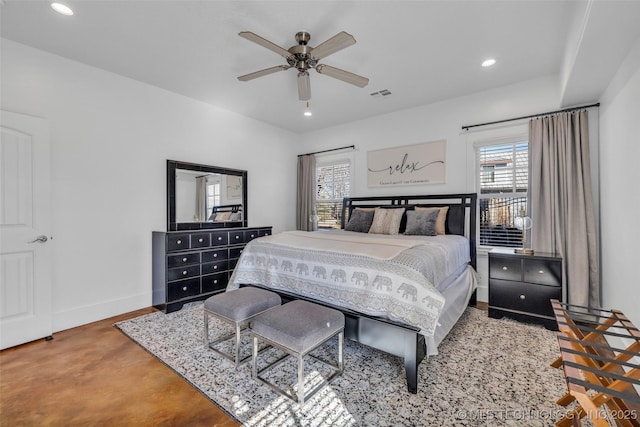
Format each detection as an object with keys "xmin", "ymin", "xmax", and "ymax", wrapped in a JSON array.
[
  {"xmin": 298, "ymin": 145, "xmax": 355, "ymax": 157},
  {"xmin": 461, "ymin": 102, "xmax": 600, "ymax": 131}
]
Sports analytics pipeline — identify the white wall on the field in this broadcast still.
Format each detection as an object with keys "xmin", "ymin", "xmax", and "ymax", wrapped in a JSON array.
[
  {"xmin": 599, "ymin": 37, "xmax": 640, "ymax": 326},
  {"xmin": 1, "ymin": 39, "xmax": 297, "ymax": 332},
  {"xmin": 299, "ymin": 76, "xmax": 562, "ymax": 301},
  {"xmin": 299, "ymin": 75, "xmax": 561, "ymax": 198}
]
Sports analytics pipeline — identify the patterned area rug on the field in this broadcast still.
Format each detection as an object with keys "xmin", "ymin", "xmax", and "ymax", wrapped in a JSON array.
[{"xmin": 115, "ymin": 303, "xmax": 571, "ymax": 426}]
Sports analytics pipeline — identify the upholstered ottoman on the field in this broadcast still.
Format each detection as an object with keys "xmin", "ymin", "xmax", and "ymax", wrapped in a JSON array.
[
  {"xmin": 204, "ymin": 287, "xmax": 281, "ymax": 367},
  {"xmin": 251, "ymin": 300, "xmax": 344, "ymax": 406}
]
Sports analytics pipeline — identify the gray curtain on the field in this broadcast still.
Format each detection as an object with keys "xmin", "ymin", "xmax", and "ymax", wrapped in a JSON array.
[
  {"xmin": 296, "ymin": 154, "xmax": 316, "ymax": 231},
  {"xmin": 529, "ymin": 110, "xmax": 599, "ymax": 307},
  {"xmin": 195, "ymin": 176, "xmax": 207, "ymax": 222}
]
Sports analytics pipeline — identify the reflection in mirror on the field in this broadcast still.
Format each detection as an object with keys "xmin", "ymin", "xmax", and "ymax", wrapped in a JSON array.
[
  {"xmin": 175, "ymin": 169, "xmax": 244, "ymax": 223},
  {"xmin": 167, "ymin": 160, "xmax": 248, "ymax": 231}
]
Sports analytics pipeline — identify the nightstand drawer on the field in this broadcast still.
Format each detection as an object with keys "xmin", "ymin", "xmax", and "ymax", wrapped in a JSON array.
[
  {"xmin": 523, "ymin": 259, "xmax": 561, "ymax": 287},
  {"xmin": 489, "ymin": 280, "xmax": 560, "ymax": 318},
  {"xmin": 489, "ymin": 256, "xmax": 522, "ymax": 281}
]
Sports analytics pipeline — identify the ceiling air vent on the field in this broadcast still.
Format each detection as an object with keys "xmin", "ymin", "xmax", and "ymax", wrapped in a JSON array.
[{"xmin": 369, "ymin": 89, "xmax": 392, "ymax": 97}]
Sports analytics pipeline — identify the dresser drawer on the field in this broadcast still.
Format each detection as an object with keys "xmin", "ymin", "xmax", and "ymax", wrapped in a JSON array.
[
  {"xmin": 167, "ymin": 264, "xmax": 200, "ymax": 282},
  {"xmin": 489, "ymin": 256, "xmax": 522, "ymax": 281},
  {"xmin": 244, "ymin": 229, "xmax": 260, "ymax": 242},
  {"xmin": 201, "ymin": 248, "xmax": 228, "ymax": 263},
  {"xmin": 210, "ymin": 231, "xmax": 229, "ymax": 246},
  {"xmin": 229, "ymin": 230, "xmax": 245, "ymax": 244},
  {"xmin": 258, "ymin": 228, "xmax": 271, "ymax": 237},
  {"xmin": 168, "ymin": 278, "xmax": 200, "ymax": 301},
  {"xmin": 489, "ymin": 279, "xmax": 560, "ymax": 318},
  {"xmin": 202, "ymin": 260, "xmax": 228, "ymax": 275},
  {"xmin": 524, "ymin": 259, "xmax": 561, "ymax": 287},
  {"xmin": 167, "ymin": 234, "xmax": 191, "ymax": 252},
  {"xmin": 167, "ymin": 252, "xmax": 200, "ymax": 268},
  {"xmin": 201, "ymin": 272, "xmax": 228, "ymax": 293},
  {"xmin": 229, "ymin": 246, "xmax": 244, "ymax": 259},
  {"xmin": 191, "ymin": 233, "xmax": 211, "ymax": 248}
]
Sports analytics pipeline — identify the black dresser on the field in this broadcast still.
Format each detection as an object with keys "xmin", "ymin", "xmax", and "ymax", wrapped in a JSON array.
[
  {"xmin": 488, "ymin": 250, "xmax": 563, "ymax": 330},
  {"xmin": 152, "ymin": 226, "xmax": 271, "ymax": 313}
]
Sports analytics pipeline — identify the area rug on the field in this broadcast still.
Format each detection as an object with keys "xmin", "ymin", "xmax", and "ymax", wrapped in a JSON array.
[{"xmin": 115, "ymin": 303, "xmax": 571, "ymax": 426}]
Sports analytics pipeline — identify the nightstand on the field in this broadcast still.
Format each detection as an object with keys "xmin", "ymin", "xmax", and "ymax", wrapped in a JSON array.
[{"xmin": 488, "ymin": 249, "xmax": 563, "ymax": 330}]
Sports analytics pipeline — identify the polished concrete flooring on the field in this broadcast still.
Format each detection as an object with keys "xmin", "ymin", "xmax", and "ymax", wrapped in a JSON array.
[{"xmin": 0, "ymin": 308, "xmax": 239, "ymax": 426}]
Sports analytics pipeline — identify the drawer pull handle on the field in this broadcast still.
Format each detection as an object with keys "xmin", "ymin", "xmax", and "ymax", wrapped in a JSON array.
[
  {"xmin": 182, "ymin": 257, "xmax": 187, "ymax": 262},
  {"xmin": 519, "ymin": 294, "xmax": 526, "ymax": 300},
  {"xmin": 213, "ymin": 280, "xmax": 218, "ymax": 284},
  {"xmin": 177, "ymin": 240, "xmax": 182, "ymax": 244},
  {"xmin": 182, "ymin": 286, "xmax": 188, "ymax": 291},
  {"xmin": 502, "ymin": 266, "xmax": 508, "ymax": 271},
  {"xmin": 198, "ymin": 238, "xmax": 203, "ymax": 243},
  {"xmin": 182, "ymin": 270, "xmax": 188, "ymax": 275},
  {"xmin": 239, "ymin": 249, "xmax": 243, "ymax": 253},
  {"xmin": 213, "ymin": 265, "xmax": 218, "ymax": 270},
  {"xmin": 251, "ymin": 234, "xmax": 255, "ymax": 238},
  {"xmin": 213, "ymin": 253, "xmax": 218, "ymax": 258},
  {"xmin": 235, "ymin": 235, "xmax": 240, "ymax": 239},
  {"xmin": 538, "ymin": 270, "xmax": 545, "ymax": 274},
  {"xmin": 217, "ymin": 237, "xmax": 222, "ymax": 241}
]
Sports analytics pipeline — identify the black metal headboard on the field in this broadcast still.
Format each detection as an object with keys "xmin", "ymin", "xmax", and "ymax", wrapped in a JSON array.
[
  {"xmin": 212, "ymin": 204, "xmax": 243, "ymax": 214},
  {"xmin": 341, "ymin": 193, "xmax": 477, "ymax": 269}
]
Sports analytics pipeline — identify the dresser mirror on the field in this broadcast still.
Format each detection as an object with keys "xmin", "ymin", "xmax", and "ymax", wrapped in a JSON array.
[{"xmin": 167, "ymin": 160, "xmax": 248, "ymax": 231}]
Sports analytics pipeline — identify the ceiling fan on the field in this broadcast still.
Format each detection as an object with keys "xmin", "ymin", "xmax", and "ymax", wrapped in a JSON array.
[{"xmin": 237, "ymin": 31, "xmax": 369, "ymax": 101}]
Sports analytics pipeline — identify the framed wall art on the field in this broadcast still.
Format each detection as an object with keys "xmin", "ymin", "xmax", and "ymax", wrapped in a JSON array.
[{"xmin": 367, "ymin": 140, "xmax": 446, "ymax": 187}]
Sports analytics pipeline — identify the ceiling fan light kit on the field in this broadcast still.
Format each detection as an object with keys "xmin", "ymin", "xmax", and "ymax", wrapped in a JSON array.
[{"xmin": 238, "ymin": 30, "xmax": 369, "ymax": 101}]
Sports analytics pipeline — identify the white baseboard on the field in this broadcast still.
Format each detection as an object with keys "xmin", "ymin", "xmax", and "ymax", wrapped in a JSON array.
[{"xmin": 52, "ymin": 292, "xmax": 152, "ymax": 333}]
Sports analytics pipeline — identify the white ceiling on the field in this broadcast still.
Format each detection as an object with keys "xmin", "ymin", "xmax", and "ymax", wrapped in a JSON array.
[{"xmin": 2, "ymin": 1, "xmax": 640, "ymax": 133}]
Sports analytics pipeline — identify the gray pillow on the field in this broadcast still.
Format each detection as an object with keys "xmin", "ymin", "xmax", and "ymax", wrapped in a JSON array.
[
  {"xmin": 404, "ymin": 209, "xmax": 439, "ymax": 236},
  {"xmin": 344, "ymin": 209, "xmax": 375, "ymax": 233}
]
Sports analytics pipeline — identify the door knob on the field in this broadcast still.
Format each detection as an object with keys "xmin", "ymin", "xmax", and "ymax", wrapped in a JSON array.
[{"xmin": 28, "ymin": 235, "xmax": 48, "ymax": 243}]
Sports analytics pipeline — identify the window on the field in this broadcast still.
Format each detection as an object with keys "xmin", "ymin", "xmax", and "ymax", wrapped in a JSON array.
[
  {"xmin": 316, "ymin": 161, "xmax": 350, "ymax": 229},
  {"xmin": 206, "ymin": 181, "xmax": 220, "ymax": 217},
  {"xmin": 477, "ymin": 142, "xmax": 529, "ymax": 247}
]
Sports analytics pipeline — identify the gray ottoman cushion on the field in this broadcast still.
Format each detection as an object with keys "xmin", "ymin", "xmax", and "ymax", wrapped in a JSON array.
[
  {"xmin": 204, "ymin": 287, "xmax": 281, "ymax": 321},
  {"xmin": 252, "ymin": 300, "xmax": 345, "ymax": 354}
]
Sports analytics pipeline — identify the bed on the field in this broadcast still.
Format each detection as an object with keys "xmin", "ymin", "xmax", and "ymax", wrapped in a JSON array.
[{"xmin": 228, "ymin": 193, "xmax": 477, "ymax": 393}]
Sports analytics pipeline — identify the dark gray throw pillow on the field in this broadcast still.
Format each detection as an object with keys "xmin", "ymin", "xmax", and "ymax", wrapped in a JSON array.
[
  {"xmin": 404, "ymin": 209, "xmax": 439, "ymax": 236},
  {"xmin": 344, "ymin": 209, "xmax": 375, "ymax": 233}
]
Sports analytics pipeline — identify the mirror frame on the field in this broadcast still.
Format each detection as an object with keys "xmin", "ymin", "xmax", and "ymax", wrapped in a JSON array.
[{"xmin": 167, "ymin": 160, "xmax": 248, "ymax": 231}]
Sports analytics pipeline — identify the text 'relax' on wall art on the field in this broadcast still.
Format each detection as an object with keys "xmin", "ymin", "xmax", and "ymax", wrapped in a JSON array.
[{"xmin": 367, "ymin": 140, "xmax": 446, "ymax": 187}]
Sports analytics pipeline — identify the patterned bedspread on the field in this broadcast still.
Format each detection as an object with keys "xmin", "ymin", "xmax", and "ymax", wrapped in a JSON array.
[{"xmin": 228, "ymin": 230, "xmax": 470, "ymax": 337}]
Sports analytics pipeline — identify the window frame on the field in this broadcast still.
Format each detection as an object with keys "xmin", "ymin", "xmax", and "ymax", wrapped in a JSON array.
[
  {"xmin": 314, "ymin": 154, "xmax": 353, "ymax": 230},
  {"xmin": 468, "ymin": 126, "xmax": 529, "ymax": 249}
]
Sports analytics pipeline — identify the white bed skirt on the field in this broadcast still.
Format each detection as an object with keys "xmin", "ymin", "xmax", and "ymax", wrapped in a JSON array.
[{"xmin": 425, "ymin": 265, "xmax": 477, "ymax": 356}]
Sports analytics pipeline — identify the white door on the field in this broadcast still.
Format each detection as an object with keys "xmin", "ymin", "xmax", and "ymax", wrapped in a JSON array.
[{"xmin": 0, "ymin": 110, "xmax": 52, "ymax": 349}]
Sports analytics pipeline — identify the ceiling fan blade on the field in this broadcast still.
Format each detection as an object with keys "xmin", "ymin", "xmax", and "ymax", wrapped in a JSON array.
[
  {"xmin": 297, "ymin": 72, "xmax": 311, "ymax": 101},
  {"xmin": 315, "ymin": 64, "xmax": 369, "ymax": 88},
  {"xmin": 237, "ymin": 65, "xmax": 291, "ymax": 81},
  {"xmin": 238, "ymin": 31, "xmax": 292, "ymax": 59},
  {"xmin": 310, "ymin": 31, "xmax": 356, "ymax": 60}
]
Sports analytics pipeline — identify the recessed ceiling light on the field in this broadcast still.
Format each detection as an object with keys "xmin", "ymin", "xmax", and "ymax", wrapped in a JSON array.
[
  {"xmin": 482, "ymin": 58, "xmax": 496, "ymax": 67},
  {"xmin": 51, "ymin": 3, "xmax": 74, "ymax": 16}
]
